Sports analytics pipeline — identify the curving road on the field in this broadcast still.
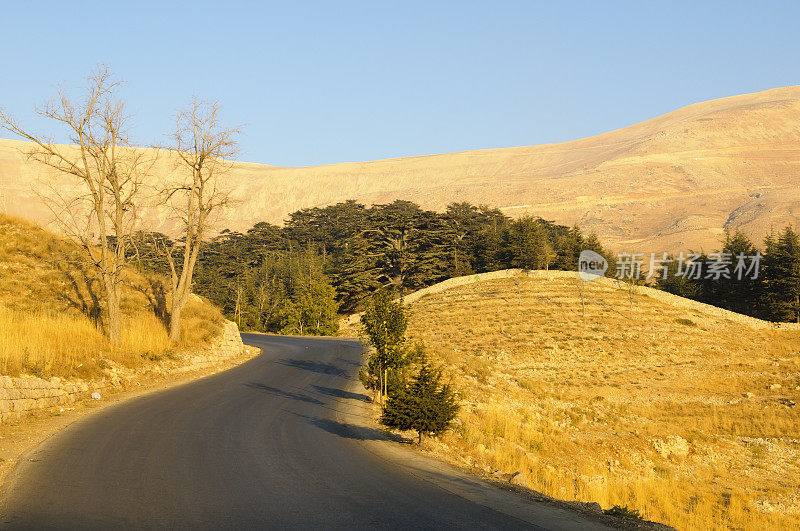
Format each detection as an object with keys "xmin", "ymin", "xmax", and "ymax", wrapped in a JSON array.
[{"xmin": 0, "ymin": 335, "xmax": 607, "ymax": 530}]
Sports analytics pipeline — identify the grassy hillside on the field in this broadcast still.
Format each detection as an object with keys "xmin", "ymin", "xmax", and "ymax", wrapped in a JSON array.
[
  {"xmin": 0, "ymin": 213, "xmax": 223, "ymax": 379},
  {"xmin": 2, "ymin": 86, "xmax": 800, "ymax": 252},
  {"xmin": 404, "ymin": 275, "xmax": 800, "ymax": 530}
]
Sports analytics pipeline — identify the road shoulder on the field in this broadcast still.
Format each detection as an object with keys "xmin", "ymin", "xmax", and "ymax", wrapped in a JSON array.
[
  {"xmin": 333, "ymin": 369, "xmax": 669, "ymax": 530},
  {"xmin": 0, "ymin": 348, "xmax": 257, "ymax": 493}
]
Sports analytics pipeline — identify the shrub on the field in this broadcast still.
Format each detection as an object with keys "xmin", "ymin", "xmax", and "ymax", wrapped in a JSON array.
[
  {"xmin": 603, "ymin": 505, "xmax": 642, "ymax": 519},
  {"xmin": 381, "ymin": 355, "xmax": 459, "ymax": 443}
]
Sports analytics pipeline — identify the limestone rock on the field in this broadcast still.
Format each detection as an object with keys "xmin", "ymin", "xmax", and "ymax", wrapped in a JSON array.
[
  {"xmin": 508, "ymin": 471, "xmax": 528, "ymax": 487},
  {"xmin": 652, "ymin": 435, "xmax": 690, "ymax": 459}
]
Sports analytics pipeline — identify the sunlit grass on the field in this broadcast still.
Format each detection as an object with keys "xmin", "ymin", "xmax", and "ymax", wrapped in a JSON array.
[
  {"xmin": 0, "ymin": 296, "xmax": 224, "ymax": 379},
  {"xmin": 0, "ymin": 212, "xmax": 225, "ymax": 379},
  {"xmin": 407, "ymin": 276, "xmax": 800, "ymax": 530},
  {"xmin": 0, "ymin": 306, "xmax": 165, "ymax": 378},
  {"xmin": 179, "ymin": 297, "xmax": 224, "ymax": 346}
]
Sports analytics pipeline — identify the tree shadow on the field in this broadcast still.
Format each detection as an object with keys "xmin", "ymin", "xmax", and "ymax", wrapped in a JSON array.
[
  {"xmin": 334, "ymin": 356, "xmax": 362, "ymax": 368},
  {"xmin": 50, "ymin": 255, "xmax": 104, "ymax": 332},
  {"xmin": 277, "ymin": 358, "xmax": 348, "ymax": 377},
  {"xmin": 46, "ymin": 251, "xmax": 172, "ymax": 332},
  {"xmin": 312, "ymin": 385, "xmax": 369, "ymax": 402},
  {"xmin": 292, "ymin": 412, "xmax": 408, "ymax": 443},
  {"xmin": 130, "ymin": 275, "xmax": 170, "ymax": 329},
  {"xmin": 244, "ymin": 383, "xmax": 324, "ymax": 405}
]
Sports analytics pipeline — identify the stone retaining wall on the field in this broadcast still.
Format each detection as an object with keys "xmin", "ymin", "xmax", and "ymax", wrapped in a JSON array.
[
  {"xmin": 0, "ymin": 320, "xmax": 246, "ymax": 424},
  {"xmin": 343, "ymin": 269, "xmax": 800, "ymax": 331}
]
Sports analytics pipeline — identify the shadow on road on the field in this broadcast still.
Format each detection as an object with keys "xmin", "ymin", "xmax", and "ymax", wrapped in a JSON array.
[
  {"xmin": 334, "ymin": 356, "xmax": 362, "ymax": 368},
  {"xmin": 245, "ymin": 383, "xmax": 324, "ymax": 405},
  {"xmin": 293, "ymin": 413, "xmax": 409, "ymax": 443},
  {"xmin": 312, "ymin": 385, "xmax": 369, "ymax": 402},
  {"xmin": 277, "ymin": 358, "xmax": 349, "ymax": 377}
]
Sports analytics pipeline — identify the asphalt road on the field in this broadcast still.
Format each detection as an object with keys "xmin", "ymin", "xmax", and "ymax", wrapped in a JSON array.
[{"xmin": 0, "ymin": 335, "xmax": 604, "ymax": 530}]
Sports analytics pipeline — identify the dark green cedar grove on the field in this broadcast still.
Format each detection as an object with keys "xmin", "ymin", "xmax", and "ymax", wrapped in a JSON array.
[{"xmin": 125, "ymin": 199, "xmax": 800, "ymax": 331}]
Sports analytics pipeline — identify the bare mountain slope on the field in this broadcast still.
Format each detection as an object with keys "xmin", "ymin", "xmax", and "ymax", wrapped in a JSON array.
[{"xmin": 1, "ymin": 85, "xmax": 799, "ymax": 252}]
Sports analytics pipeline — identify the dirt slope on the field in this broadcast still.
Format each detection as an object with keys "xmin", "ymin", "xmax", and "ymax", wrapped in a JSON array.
[{"xmin": 1, "ymin": 85, "xmax": 799, "ymax": 252}]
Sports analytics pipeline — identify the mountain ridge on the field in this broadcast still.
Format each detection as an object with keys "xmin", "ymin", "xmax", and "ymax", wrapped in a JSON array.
[{"xmin": 2, "ymin": 85, "xmax": 799, "ymax": 252}]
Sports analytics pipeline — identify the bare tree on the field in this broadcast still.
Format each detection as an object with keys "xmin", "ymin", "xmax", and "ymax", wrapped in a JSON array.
[
  {"xmin": 161, "ymin": 99, "xmax": 240, "ymax": 342},
  {"xmin": 0, "ymin": 67, "xmax": 149, "ymax": 346}
]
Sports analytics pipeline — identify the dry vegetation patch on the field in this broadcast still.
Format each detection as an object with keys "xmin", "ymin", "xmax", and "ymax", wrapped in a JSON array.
[
  {"xmin": 405, "ymin": 276, "xmax": 800, "ymax": 530},
  {"xmin": 0, "ymin": 213, "xmax": 224, "ymax": 378}
]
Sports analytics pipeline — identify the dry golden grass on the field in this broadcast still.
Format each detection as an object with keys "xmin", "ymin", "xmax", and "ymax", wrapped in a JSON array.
[
  {"xmin": 0, "ymin": 213, "xmax": 224, "ymax": 379},
  {"xmin": 405, "ymin": 276, "xmax": 800, "ymax": 530},
  {"xmin": 178, "ymin": 296, "xmax": 224, "ymax": 347},
  {"xmin": 0, "ymin": 307, "xmax": 168, "ymax": 378}
]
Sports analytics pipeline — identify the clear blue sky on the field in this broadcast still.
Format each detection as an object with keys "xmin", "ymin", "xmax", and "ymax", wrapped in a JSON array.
[{"xmin": 0, "ymin": 1, "xmax": 797, "ymax": 167}]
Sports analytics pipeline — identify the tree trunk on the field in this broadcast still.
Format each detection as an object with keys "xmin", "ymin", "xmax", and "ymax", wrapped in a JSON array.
[
  {"xmin": 169, "ymin": 271, "xmax": 193, "ymax": 343},
  {"xmin": 378, "ymin": 366, "xmax": 384, "ymax": 407},
  {"xmin": 169, "ymin": 294, "xmax": 185, "ymax": 343},
  {"xmin": 169, "ymin": 240, "xmax": 202, "ymax": 343},
  {"xmin": 105, "ymin": 279, "xmax": 122, "ymax": 347}
]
